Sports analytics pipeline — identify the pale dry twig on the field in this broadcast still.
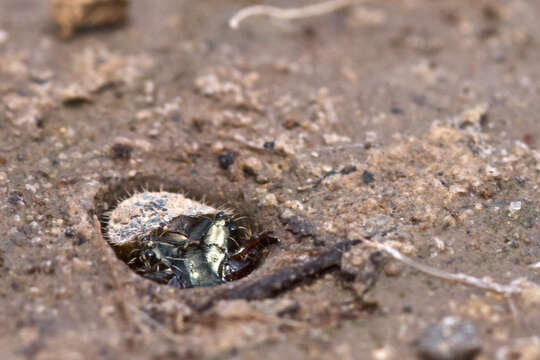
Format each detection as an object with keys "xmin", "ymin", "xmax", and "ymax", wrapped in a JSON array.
[
  {"xmin": 229, "ymin": 0, "xmax": 361, "ymax": 29},
  {"xmin": 364, "ymin": 239, "xmax": 536, "ymax": 296}
]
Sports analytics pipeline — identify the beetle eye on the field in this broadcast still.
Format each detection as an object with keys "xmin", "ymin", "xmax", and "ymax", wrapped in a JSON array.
[
  {"xmin": 143, "ymin": 250, "xmax": 156, "ymax": 262},
  {"xmin": 215, "ymin": 211, "xmax": 225, "ymax": 220},
  {"xmin": 229, "ymin": 224, "xmax": 238, "ymax": 232}
]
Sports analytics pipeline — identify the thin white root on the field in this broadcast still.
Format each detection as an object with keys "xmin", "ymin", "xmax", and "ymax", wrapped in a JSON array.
[
  {"xmin": 364, "ymin": 239, "xmax": 536, "ymax": 296},
  {"xmin": 229, "ymin": 0, "xmax": 360, "ymax": 29}
]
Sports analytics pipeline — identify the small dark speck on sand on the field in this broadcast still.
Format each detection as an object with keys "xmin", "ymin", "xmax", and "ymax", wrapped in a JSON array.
[
  {"xmin": 362, "ymin": 170, "xmax": 375, "ymax": 185},
  {"xmin": 280, "ymin": 215, "xmax": 315, "ymax": 239},
  {"xmin": 218, "ymin": 152, "xmax": 235, "ymax": 170},
  {"xmin": 8, "ymin": 191, "xmax": 25, "ymax": 207},
  {"xmin": 111, "ymin": 143, "xmax": 132, "ymax": 160},
  {"xmin": 403, "ymin": 305, "xmax": 413, "ymax": 313},
  {"xmin": 390, "ymin": 106, "xmax": 404, "ymax": 115},
  {"xmin": 340, "ymin": 165, "xmax": 357, "ymax": 175},
  {"xmin": 64, "ymin": 228, "xmax": 76, "ymax": 237}
]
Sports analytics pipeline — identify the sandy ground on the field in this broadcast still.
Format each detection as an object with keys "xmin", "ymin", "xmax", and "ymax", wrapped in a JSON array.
[{"xmin": 0, "ymin": 0, "xmax": 539, "ymax": 359}]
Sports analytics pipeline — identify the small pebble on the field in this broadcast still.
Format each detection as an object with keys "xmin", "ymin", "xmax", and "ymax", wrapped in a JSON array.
[
  {"xmin": 262, "ymin": 193, "xmax": 278, "ymax": 207},
  {"xmin": 255, "ymin": 175, "xmax": 269, "ymax": 184},
  {"xmin": 383, "ymin": 261, "xmax": 402, "ymax": 277},
  {"xmin": 416, "ymin": 316, "xmax": 481, "ymax": 360},
  {"xmin": 283, "ymin": 118, "xmax": 299, "ymax": 129},
  {"xmin": 110, "ymin": 143, "xmax": 132, "ymax": 160},
  {"xmin": 211, "ymin": 141, "xmax": 225, "ymax": 154},
  {"xmin": 340, "ymin": 165, "xmax": 357, "ymax": 175},
  {"xmin": 218, "ymin": 152, "xmax": 235, "ymax": 170},
  {"xmin": 433, "ymin": 237, "xmax": 446, "ymax": 251},
  {"xmin": 402, "ymin": 305, "xmax": 413, "ymax": 313},
  {"xmin": 390, "ymin": 106, "xmax": 404, "ymax": 115},
  {"xmin": 241, "ymin": 156, "xmax": 263, "ymax": 176},
  {"xmin": 60, "ymin": 84, "xmax": 92, "ymax": 105},
  {"xmin": 323, "ymin": 133, "xmax": 351, "ymax": 145},
  {"xmin": 508, "ymin": 201, "xmax": 522, "ymax": 212},
  {"xmin": 362, "ymin": 170, "xmax": 375, "ymax": 185},
  {"xmin": 8, "ymin": 191, "xmax": 26, "ymax": 207}
]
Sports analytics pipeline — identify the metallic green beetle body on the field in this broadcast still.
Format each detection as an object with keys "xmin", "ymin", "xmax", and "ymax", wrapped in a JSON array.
[{"xmin": 128, "ymin": 212, "xmax": 276, "ymax": 288}]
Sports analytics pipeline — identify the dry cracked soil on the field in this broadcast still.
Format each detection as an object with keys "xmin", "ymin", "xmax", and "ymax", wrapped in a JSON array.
[{"xmin": 1, "ymin": 1, "xmax": 539, "ymax": 359}]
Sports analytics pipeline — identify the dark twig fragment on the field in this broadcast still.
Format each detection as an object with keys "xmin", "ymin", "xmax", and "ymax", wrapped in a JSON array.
[
  {"xmin": 226, "ymin": 239, "xmax": 360, "ymax": 300},
  {"xmin": 194, "ymin": 240, "xmax": 360, "ymax": 311}
]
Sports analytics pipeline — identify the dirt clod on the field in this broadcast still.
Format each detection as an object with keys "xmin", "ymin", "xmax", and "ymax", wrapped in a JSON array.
[{"xmin": 52, "ymin": 0, "xmax": 129, "ymax": 38}]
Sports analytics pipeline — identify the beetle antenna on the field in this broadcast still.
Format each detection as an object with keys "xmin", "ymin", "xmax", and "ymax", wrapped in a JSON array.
[
  {"xmin": 171, "ymin": 264, "xmax": 187, "ymax": 275},
  {"xmin": 237, "ymin": 226, "xmax": 249, "ymax": 235},
  {"xmin": 165, "ymin": 256, "xmax": 188, "ymax": 261}
]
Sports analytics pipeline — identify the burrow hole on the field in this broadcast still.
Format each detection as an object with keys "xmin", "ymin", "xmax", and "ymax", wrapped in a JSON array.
[{"xmin": 95, "ymin": 175, "xmax": 277, "ymax": 288}]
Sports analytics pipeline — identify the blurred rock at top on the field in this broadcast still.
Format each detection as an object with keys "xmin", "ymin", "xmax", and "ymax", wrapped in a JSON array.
[{"xmin": 51, "ymin": 0, "xmax": 129, "ymax": 38}]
